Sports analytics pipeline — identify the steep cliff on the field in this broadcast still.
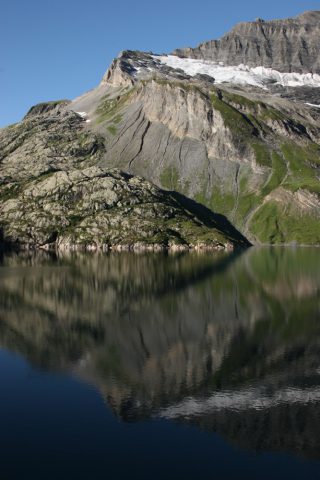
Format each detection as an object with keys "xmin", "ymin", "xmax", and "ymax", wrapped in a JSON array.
[
  {"xmin": 70, "ymin": 44, "xmax": 320, "ymax": 244},
  {"xmin": 174, "ymin": 11, "xmax": 320, "ymax": 74}
]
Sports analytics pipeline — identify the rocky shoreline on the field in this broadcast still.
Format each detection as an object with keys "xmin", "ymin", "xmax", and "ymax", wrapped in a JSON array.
[
  {"xmin": 51, "ymin": 241, "xmax": 233, "ymax": 252},
  {"xmin": 1, "ymin": 239, "xmax": 235, "ymax": 253}
]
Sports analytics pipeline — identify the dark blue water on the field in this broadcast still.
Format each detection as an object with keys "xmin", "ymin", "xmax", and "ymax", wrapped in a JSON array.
[{"xmin": 0, "ymin": 248, "xmax": 320, "ymax": 479}]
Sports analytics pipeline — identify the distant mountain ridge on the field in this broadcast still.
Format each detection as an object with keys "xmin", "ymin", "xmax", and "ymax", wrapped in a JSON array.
[{"xmin": 173, "ymin": 11, "xmax": 320, "ymax": 74}]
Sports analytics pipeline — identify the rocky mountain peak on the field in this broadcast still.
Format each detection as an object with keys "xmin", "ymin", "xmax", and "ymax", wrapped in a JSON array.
[
  {"xmin": 24, "ymin": 100, "xmax": 71, "ymax": 119},
  {"xmin": 295, "ymin": 10, "xmax": 320, "ymax": 23}
]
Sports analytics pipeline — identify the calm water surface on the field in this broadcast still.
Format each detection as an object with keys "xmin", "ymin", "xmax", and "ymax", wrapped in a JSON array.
[{"xmin": 0, "ymin": 248, "xmax": 320, "ymax": 479}]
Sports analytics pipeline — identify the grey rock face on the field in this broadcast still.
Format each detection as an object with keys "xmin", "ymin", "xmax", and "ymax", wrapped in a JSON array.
[
  {"xmin": 0, "ymin": 102, "xmax": 104, "ymax": 183},
  {"xmin": 0, "ymin": 104, "xmax": 246, "ymax": 250},
  {"xmin": 89, "ymin": 57, "xmax": 320, "ymax": 244},
  {"xmin": 173, "ymin": 11, "xmax": 320, "ymax": 73},
  {"xmin": 100, "ymin": 50, "xmax": 192, "ymax": 88},
  {"xmin": 24, "ymin": 100, "xmax": 71, "ymax": 119}
]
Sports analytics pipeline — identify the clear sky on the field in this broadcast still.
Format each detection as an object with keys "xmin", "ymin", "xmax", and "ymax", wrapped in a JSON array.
[{"xmin": 1, "ymin": 0, "xmax": 319, "ymax": 127}]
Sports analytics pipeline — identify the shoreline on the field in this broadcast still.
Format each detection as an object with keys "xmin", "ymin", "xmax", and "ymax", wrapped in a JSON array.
[{"xmin": 0, "ymin": 240, "xmax": 237, "ymax": 253}]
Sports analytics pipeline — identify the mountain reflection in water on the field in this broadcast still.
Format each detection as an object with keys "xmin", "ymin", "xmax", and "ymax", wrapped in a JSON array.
[{"xmin": 0, "ymin": 248, "xmax": 320, "ymax": 459}]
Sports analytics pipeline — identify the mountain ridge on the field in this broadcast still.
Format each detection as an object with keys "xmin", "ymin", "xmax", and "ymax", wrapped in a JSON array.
[{"xmin": 173, "ymin": 10, "xmax": 320, "ymax": 74}]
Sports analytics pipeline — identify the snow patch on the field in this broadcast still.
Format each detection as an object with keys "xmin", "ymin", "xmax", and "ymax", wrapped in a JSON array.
[
  {"xmin": 305, "ymin": 102, "xmax": 320, "ymax": 108},
  {"xmin": 158, "ymin": 386, "xmax": 320, "ymax": 418},
  {"xmin": 76, "ymin": 111, "xmax": 87, "ymax": 118},
  {"xmin": 153, "ymin": 55, "xmax": 320, "ymax": 89}
]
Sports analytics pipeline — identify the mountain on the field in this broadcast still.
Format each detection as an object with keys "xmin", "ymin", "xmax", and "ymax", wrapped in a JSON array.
[
  {"xmin": 174, "ymin": 11, "xmax": 320, "ymax": 74},
  {"xmin": 0, "ymin": 101, "xmax": 247, "ymax": 250},
  {"xmin": 1, "ymin": 11, "xmax": 320, "ymax": 247}
]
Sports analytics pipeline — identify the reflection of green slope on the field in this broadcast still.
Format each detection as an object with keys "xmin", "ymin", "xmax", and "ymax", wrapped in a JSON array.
[
  {"xmin": 0, "ymin": 249, "xmax": 320, "ymax": 455},
  {"xmin": 0, "ymin": 248, "xmax": 319, "ymax": 408},
  {"xmin": 210, "ymin": 312, "xmax": 320, "ymax": 390},
  {"xmin": 209, "ymin": 250, "xmax": 320, "ymax": 389}
]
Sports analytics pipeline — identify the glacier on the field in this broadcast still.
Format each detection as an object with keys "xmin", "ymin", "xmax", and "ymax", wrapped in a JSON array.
[{"xmin": 154, "ymin": 55, "xmax": 320, "ymax": 89}]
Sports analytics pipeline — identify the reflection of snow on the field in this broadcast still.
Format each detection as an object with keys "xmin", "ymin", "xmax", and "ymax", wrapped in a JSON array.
[
  {"xmin": 154, "ymin": 55, "xmax": 320, "ymax": 89},
  {"xmin": 159, "ymin": 386, "xmax": 320, "ymax": 418}
]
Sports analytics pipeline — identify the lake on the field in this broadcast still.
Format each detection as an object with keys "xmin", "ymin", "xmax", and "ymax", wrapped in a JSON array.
[{"xmin": 0, "ymin": 247, "xmax": 319, "ymax": 479}]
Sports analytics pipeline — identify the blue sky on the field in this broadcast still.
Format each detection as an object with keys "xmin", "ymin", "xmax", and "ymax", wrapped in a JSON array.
[{"xmin": 1, "ymin": 0, "xmax": 319, "ymax": 127}]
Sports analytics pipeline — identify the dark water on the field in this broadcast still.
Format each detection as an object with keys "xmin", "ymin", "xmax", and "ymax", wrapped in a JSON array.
[{"xmin": 0, "ymin": 248, "xmax": 320, "ymax": 479}]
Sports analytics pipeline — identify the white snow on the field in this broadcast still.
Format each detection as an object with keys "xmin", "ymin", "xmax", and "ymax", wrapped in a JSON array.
[
  {"xmin": 133, "ymin": 66, "xmax": 142, "ymax": 77},
  {"xmin": 153, "ymin": 55, "xmax": 320, "ymax": 89},
  {"xmin": 75, "ymin": 111, "xmax": 87, "ymax": 118},
  {"xmin": 305, "ymin": 102, "xmax": 320, "ymax": 108}
]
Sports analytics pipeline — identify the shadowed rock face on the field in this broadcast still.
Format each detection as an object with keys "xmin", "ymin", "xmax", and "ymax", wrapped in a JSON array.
[
  {"xmin": 174, "ymin": 11, "xmax": 320, "ymax": 74},
  {"xmin": 0, "ymin": 248, "xmax": 320, "ymax": 457}
]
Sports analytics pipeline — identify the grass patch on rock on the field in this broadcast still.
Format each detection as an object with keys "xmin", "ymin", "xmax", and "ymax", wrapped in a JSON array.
[
  {"xmin": 261, "ymin": 152, "xmax": 287, "ymax": 196},
  {"xmin": 281, "ymin": 143, "xmax": 320, "ymax": 194},
  {"xmin": 95, "ymin": 90, "xmax": 133, "ymax": 124},
  {"xmin": 250, "ymin": 201, "xmax": 320, "ymax": 244},
  {"xmin": 160, "ymin": 166, "xmax": 179, "ymax": 191}
]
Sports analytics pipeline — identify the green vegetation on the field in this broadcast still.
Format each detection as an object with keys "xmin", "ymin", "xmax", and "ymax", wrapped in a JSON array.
[
  {"xmin": 0, "ymin": 183, "xmax": 21, "ymax": 202},
  {"xmin": 235, "ymin": 193, "xmax": 261, "ymax": 227},
  {"xmin": 258, "ymin": 104, "xmax": 288, "ymax": 122},
  {"xmin": 261, "ymin": 152, "xmax": 287, "ymax": 196},
  {"xmin": 95, "ymin": 90, "xmax": 133, "ymax": 124},
  {"xmin": 142, "ymin": 76, "xmax": 206, "ymax": 97},
  {"xmin": 160, "ymin": 166, "xmax": 179, "ymax": 191},
  {"xmin": 195, "ymin": 188, "xmax": 235, "ymax": 218},
  {"xmin": 281, "ymin": 143, "xmax": 320, "ymax": 194},
  {"xmin": 220, "ymin": 90, "xmax": 259, "ymax": 110},
  {"xmin": 112, "ymin": 114, "xmax": 122, "ymax": 125},
  {"xmin": 220, "ymin": 90, "xmax": 288, "ymax": 123},
  {"xmin": 107, "ymin": 125, "xmax": 117, "ymax": 135},
  {"xmin": 210, "ymin": 93, "xmax": 277, "ymax": 167},
  {"xmin": 211, "ymin": 94, "xmax": 255, "ymax": 138},
  {"xmin": 250, "ymin": 201, "xmax": 320, "ymax": 244},
  {"xmin": 194, "ymin": 90, "xmax": 320, "ymax": 243},
  {"xmin": 250, "ymin": 142, "xmax": 272, "ymax": 167}
]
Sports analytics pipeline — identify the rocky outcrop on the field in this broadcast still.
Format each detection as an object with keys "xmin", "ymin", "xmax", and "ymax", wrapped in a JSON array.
[
  {"xmin": 24, "ymin": 100, "xmax": 71, "ymax": 119},
  {"xmin": 0, "ymin": 165, "xmax": 244, "ymax": 250},
  {"xmin": 0, "ymin": 102, "xmax": 104, "ymax": 183},
  {"xmin": 173, "ymin": 11, "xmax": 320, "ymax": 74},
  {"xmin": 0, "ymin": 105, "xmax": 247, "ymax": 250}
]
